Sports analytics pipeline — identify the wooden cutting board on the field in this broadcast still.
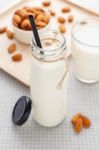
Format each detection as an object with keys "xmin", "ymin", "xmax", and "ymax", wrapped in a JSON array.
[
  {"xmin": 65, "ymin": 0, "xmax": 99, "ymax": 16},
  {"xmin": 0, "ymin": 0, "xmax": 93, "ymax": 87}
]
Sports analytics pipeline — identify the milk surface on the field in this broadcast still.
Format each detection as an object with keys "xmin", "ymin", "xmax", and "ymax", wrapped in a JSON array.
[
  {"xmin": 72, "ymin": 22, "xmax": 99, "ymax": 82},
  {"xmin": 30, "ymin": 38, "xmax": 67, "ymax": 127},
  {"xmin": 75, "ymin": 26, "xmax": 99, "ymax": 47}
]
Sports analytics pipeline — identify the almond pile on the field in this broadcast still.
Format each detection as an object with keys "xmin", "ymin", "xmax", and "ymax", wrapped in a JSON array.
[
  {"xmin": 71, "ymin": 113, "xmax": 91, "ymax": 133},
  {"xmin": 12, "ymin": 7, "xmax": 50, "ymax": 30}
]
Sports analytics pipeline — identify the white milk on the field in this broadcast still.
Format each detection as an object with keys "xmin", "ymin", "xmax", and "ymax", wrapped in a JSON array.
[
  {"xmin": 72, "ymin": 19, "xmax": 99, "ymax": 83},
  {"xmin": 30, "ymin": 33, "xmax": 67, "ymax": 127}
]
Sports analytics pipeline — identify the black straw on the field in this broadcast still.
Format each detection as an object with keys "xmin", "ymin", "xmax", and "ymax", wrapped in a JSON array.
[{"xmin": 29, "ymin": 15, "xmax": 42, "ymax": 48}]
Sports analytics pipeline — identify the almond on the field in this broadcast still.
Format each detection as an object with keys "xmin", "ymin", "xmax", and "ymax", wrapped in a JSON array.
[
  {"xmin": 71, "ymin": 113, "xmax": 81, "ymax": 125},
  {"xmin": 36, "ymin": 21, "xmax": 46, "ymax": 28},
  {"xmin": 15, "ymin": 9, "xmax": 27, "ymax": 19},
  {"xmin": 0, "ymin": 27, "xmax": 7, "ymax": 33},
  {"xmin": 58, "ymin": 17, "xmax": 66, "ymax": 24},
  {"xmin": 59, "ymin": 24, "xmax": 66, "ymax": 33},
  {"xmin": 6, "ymin": 30, "xmax": 14, "ymax": 39},
  {"xmin": 62, "ymin": 7, "xmax": 71, "ymax": 13},
  {"xmin": 74, "ymin": 118, "xmax": 83, "ymax": 133},
  {"xmin": 13, "ymin": 20, "xmax": 19, "ymax": 28},
  {"xmin": 33, "ymin": 7, "xmax": 44, "ymax": 12},
  {"xmin": 68, "ymin": 15, "xmax": 74, "ymax": 23},
  {"xmin": 25, "ymin": 7, "xmax": 34, "ymax": 13},
  {"xmin": 21, "ymin": 19, "xmax": 31, "ymax": 30},
  {"xmin": 42, "ymin": 14, "xmax": 50, "ymax": 24},
  {"xmin": 49, "ymin": 10, "xmax": 56, "ymax": 16},
  {"xmin": 36, "ymin": 14, "xmax": 44, "ymax": 22},
  {"xmin": 12, "ymin": 54, "xmax": 22, "ymax": 62},
  {"xmin": 42, "ymin": 1, "xmax": 51, "ymax": 7},
  {"xmin": 13, "ymin": 7, "xmax": 49, "ymax": 30},
  {"xmin": 8, "ymin": 43, "xmax": 16, "ymax": 54},
  {"xmin": 13, "ymin": 14, "xmax": 21, "ymax": 24},
  {"xmin": 82, "ymin": 115, "xmax": 91, "ymax": 128}
]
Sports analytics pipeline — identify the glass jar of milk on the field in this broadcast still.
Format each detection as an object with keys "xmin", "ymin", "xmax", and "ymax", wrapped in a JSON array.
[
  {"xmin": 71, "ymin": 18, "xmax": 99, "ymax": 83},
  {"xmin": 30, "ymin": 30, "xmax": 68, "ymax": 127}
]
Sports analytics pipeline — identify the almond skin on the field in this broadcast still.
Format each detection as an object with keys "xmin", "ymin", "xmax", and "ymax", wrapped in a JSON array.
[
  {"xmin": 42, "ymin": 14, "xmax": 50, "ymax": 24},
  {"xmin": 71, "ymin": 113, "xmax": 81, "ymax": 125},
  {"xmin": 36, "ymin": 21, "xmax": 46, "ymax": 28},
  {"xmin": 74, "ymin": 118, "xmax": 83, "ymax": 133},
  {"xmin": 59, "ymin": 24, "xmax": 66, "ymax": 33},
  {"xmin": 8, "ymin": 43, "xmax": 16, "ymax": 54},
  {"xmin": 82, "ymin": 115, "xmax": 91, "ymax": 128},
  {"xmin": 13, "ymin": 14, "xmax": 21, "ymax": 25},
  {"xmin": 21, "ymin": 19, "xmax": 31, "ymax": 30},
  {"xmin": 49, "ymin": 10, "xmax": 56, "ymax": 16},
  {"xmin": 68, "ymin": 15, "xmax": 74, "ymax": 23},
  {"xmin": 58, "ymin": 17, "xmax": 66, "ymax": 24},
  {"xmin": 42, "ymin": 1, "xmax": 51, "ymax": 7},
  {"xmin": 15, "ymin": 9, "xmax": 27, "ymax": 19},
  {"xmin": 62, "ymin": 7, "xmax": 71, "ymax": 13},
  {"xmin": 12, "ymin": 54, "xmax": 22, "ymax": 62},
  {"xmin": 0, "ymin": 27, "xmax": 7, "ymax": 33},
  {"xmin": 6, "ymin": 30, "xmax": 14, "ymax": 39},
  {"xmin": 36, "ymin": 14, "xmax": 44, "ymax": 22}
]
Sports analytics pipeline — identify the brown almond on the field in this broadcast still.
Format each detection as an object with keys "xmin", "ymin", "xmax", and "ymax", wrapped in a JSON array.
[
  {"xmin": 36, "ymin": 14, "xmax": 44, "ymax": 22},
  {"xmin": 15, "ymin": 9, "xmax": 21, "ymax": 15},
  {"xmin": 21, "ymin": 19, "xmax": 31, "ymax": 30},
  {"xmin": 62, "ymin": 7, "xmax": 71, "ymax": 13},
  {"xmin": 71, "ymin": 113, "xmax": 81, "ymax": 125},
  {"xmin": 42, "ymin": 1, "xmax": 51, "ymax": 7},
  {"xmin": 0, "ymin": 27, "xmax": 7, "ymax": 33},
  {"xmin": 12, "ymin": 54, "xmax": 22, "ymax": 62},
  {"xmin": 74, "ymin": 118, "xmax": 83, "ymax": 133},
  {"xmin": 15, "ymin": 9, "xmax": 27, "ymax": 19},
  {"xmin": 82, "ymin": 115, "xmax": 91, "ymax": 128},
  {"xmin": 49, "ymin": 10, "xmax": 56, "ymax": 16},
  {"xmin": 42, "ymin": 14, "xmax": 50, "ymax": 24},
  {"xmin": 13, "ymin": 14, "xmax": 21, "ymax": 25},
  {"xmin": 6, "ymin": 30, "xmax": 14, "ymax": 39},
  {"xmin": 59, "ymin": 24, "xmax": 66, "ymax": 33},
  {"xmin": 36, "ymin": 21, "xmax": 46, "ymax": 28},
  {"xmin": 13, "ymin": 20, "xmax": 19, "ymax": 28},
  {"xmin": 68, "ymin": 15, "xmax": 74, "ymax": 23},
  {"xmin": 25, "ymin": 7, "xmax": 34, "ymax": 13},
  {"xmin": 8, "ymin": 43, "xmax": 16, "ymax": 54},
  {"xmin": 33, "ymin": 7, "xmax": 44, "ymax": 12},
  {"xmin": 58, "ymin": 17, "xmax": 66, "ymax": 24}
]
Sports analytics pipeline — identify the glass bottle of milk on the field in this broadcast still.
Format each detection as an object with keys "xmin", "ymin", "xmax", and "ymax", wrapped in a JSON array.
[{"xmin": 30, "ymin": 30, "xmax": 68, "ymax": 127}]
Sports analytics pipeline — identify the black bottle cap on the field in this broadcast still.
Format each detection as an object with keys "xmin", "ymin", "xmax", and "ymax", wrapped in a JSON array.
[{"xmin": 12, "ymin": 96, "xmax": 32, "ymax": 125}]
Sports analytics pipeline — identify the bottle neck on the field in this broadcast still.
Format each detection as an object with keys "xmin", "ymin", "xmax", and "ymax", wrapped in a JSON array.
[{"xmin": 31, "ymin": 30, "xmax": 67, "ymax": 62}]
